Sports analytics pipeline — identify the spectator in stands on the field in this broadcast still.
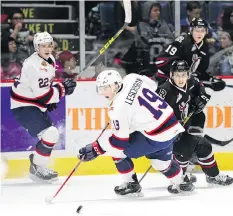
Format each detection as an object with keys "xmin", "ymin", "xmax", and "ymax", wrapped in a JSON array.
[
  {"xmin": 221, "ymin": 6, "xmax": 233, "ymax": 32},
  {"xmin": 120, "ymin": 1, "xmax": 142, "ymax": 33},
  {"xmin": 2, "ymin": 9, "xmax": 33, "ymax": 62},
  {"xmin": 119, "ymin": 1, "xmax": 174, "ymax": 75},
  {"xmin": 86, "ymin": 4, "xmax": 101, "ymax": 36},
  {"xmin": 55, "ymin": 50, "xmax": 79, "ymax": 79},
  {"xmin": 1, "ymin": 36, "xmax": 22, "ymax": 80},
  {"xmin": 207, "ymin": 31, "xmax": 233, "ymax": 76},
  {"xmin": 180, "ymin": 1, "xmax": 219, "ymax": 54}
]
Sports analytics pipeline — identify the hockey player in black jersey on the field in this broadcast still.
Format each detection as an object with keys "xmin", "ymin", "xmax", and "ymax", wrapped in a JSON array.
[
  {"xmin": 156, "ymin": 60, "xmax": 233, "ymax": 186},
  {"xmin": 156, "ymin": 17, "xmax": 226, "ymax": 160},
  {"xmin": 155, "ymin": 18, "xmax": 225, "ymax": 91}
]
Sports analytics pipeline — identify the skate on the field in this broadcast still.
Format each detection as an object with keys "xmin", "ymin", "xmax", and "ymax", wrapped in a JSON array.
[
  {"xmin": 184, "ymin": 172, "xmax": 197, "ymax": 183},
  {"xmin": 114, "ymin": 174, "xmax": 142, "ymax": 196},
  {"xmin": 29, "ymin": 154, "xmax": 58, "ymax": 183},
  {"xmin": 206, "ymin": 174, "xmax": 233, "ymax": 186},
  {"xmin": 168, "ymin": 181, "xmax": 195, "ymax": 194}
]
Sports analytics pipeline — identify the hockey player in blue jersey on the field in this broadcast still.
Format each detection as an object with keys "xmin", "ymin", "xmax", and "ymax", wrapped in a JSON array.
[{"xmin": 78, "ymin": 69, "xmax": 195, "ymax": 195}]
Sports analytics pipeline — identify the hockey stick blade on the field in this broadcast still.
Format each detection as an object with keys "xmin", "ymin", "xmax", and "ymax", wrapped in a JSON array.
[
  {"xmin": 204, "ymin": 135, "xmax": 233, "ymax": 146},
  {"xmin": 226, "ymin": 84, "xmax": 233, "ymax": 88}
]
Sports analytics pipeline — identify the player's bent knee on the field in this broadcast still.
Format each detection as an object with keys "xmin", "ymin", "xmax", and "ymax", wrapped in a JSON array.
[
  {"xmin": 195, "ymin": 137, "xmax": 212, "ymax": 158},
  {"xmin": 41, "ymin": 126, "xmax": 59, "ymax": 144},
  {"xmin": 150, "ymin": 159, "xmax": 171, "ymax": 171}
]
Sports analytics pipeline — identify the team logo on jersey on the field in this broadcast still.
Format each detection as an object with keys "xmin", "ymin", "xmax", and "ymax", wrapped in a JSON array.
[
  {"xmin": 40, "ymin": 67, "xmax": 48, "ymax": 72},
  {"xmin": 190, "ymin": 54, "xmax": 201, "ymax": 73},
  {"xmin": 158, "ymin": 89, "xmax": 167, "ymax": 99},
  {"xmin": 176, "ymin": 93, "xmax": 182, "ymax": 103},
  {"xmin": 175, "ymin": 36, "xmax": 184, "ymax": 43},
  {"xmin": 41, "ymin": 61, "xmax": 47, "ymax": 67}
]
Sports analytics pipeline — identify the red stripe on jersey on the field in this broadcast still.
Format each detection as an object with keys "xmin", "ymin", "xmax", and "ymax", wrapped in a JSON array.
[
  {"xmin": 156, "ymin": 72, "xmax": 169, "ymax": 79},
  {"xmin": 200, "ymin": 162, "xmax": 217, "ymax": 169},
  {"xmin": 146, "ymin": 112, "xmax": 178, "ymax": 135},
  {"xmin": 118, "ymin": 167, "xmax": 134, "ymax": 174},
  {"xmin": 112, "ymin": 134, "xmax": 129, "ymax": 141},
  {"xmin": 36, "ymin": 88, "xmax": 53, "ymax": 99},
  {"xmin": 35, "ymin": 148, "xmax": 50, "ymax": 157},
  {"xmin": 112, "ymin": 157, "xmax": 121, "ymax": 161},
  {"xmin": 156, "ymin": 57, "xmax": 169, "ymax": 68},
  {"xmin": 167, "ymin": 167, "xmax": 181, "ymax": 179},
  {"xmin": 11, "ymin": 97, "xmax": 46, "ymax": 108},
  {"xmin": 41, "ymin": 139, "xmax": 56, "ymax": 146}
]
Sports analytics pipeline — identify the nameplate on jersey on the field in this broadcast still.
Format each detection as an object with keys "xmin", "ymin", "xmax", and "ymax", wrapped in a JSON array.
[
  {"xmin": 2, "ymin": 5, "xmax": 70, "ymax": 20},
  {"xmin": 125, "ymin": 78, "xmax": 143, "ymax": 105},
  {"xmin": 24, "ymin": 21, "xmax": 78, "ymax": 34}
]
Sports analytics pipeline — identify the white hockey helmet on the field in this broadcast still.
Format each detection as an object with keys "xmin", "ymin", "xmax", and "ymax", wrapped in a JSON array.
[
  {"xmin": 33, "ymin": 32, "xmax": 53, "ymax": 52},
  {"xmin": 96, "ymin": 69, "xmax": 123, "ymax": 94}
]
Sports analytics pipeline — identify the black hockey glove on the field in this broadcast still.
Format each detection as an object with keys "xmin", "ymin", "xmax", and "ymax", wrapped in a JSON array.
[
  {"xmin": 47, "ymin": 103, "xmax": 57, "ymax": 112},
  {"xmin": 78, "ymin": 141, "xmax": 105, "ymax": 162},
  {"xmin": 54, "ymin": 78, "xmax": 77, "ymax": 98},
  {"xmin": 190, "ymin": 92, "xmax": 211, "ymax": 114},
  {"xmin": 62, "ymin": 78, "xmax": 77, "ymax": 95},
  {"xmin": 209, "ymin": 77, "xmax": 226, "ymax": 91}
]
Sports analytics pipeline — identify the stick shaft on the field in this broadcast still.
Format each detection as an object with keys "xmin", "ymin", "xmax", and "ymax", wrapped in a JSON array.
[
  {"xmin": 138, "ymin": 112, "xmax": 194, "ymax": 183},
  {"xmin": 50, "ymin": 122, "xmax": 110, "ymax": 201},
  {"xmin": 52, "ymin": 160, "xmax": 82, "ymax": 199}
]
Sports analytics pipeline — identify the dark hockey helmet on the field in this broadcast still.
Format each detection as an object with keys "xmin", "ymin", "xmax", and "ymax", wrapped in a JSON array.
[
  {"xmin": 170, "ymin": 60, "xmax": 190, "ymax": 74},
  {"xmin": 190, "ymin": 18, "xmax": 208, "ymax": 29}
]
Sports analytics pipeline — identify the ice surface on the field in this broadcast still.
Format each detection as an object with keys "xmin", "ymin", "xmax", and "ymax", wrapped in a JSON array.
[{"xmin": 1, "ymin": 172, "xmax": 233, "ymax": 216}]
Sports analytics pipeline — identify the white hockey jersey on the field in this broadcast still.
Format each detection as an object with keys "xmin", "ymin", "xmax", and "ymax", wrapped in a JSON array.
[
  {"xmin": 10, "ymin": 52, "xmax": 64, "ymax": 112},
  {"xmin": 98, "ymin": 73, "xmax": 185, "ymax": 156}
]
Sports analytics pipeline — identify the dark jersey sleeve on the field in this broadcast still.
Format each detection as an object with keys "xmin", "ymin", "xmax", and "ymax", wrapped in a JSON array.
[{"xmin": 189, "ymin": 76, "xmax": 206, "ymax": 99}]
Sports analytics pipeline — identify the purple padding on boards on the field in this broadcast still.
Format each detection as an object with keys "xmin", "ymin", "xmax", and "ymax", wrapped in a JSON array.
[{"xmin": 1, "ymin": 87, "xmax": 66, "ymax": 152}]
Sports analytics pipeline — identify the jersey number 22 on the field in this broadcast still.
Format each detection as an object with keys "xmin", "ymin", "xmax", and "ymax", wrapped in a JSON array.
[{"xmin": 138, "ymin": 88, "xmax": 168, "ymax": 120}]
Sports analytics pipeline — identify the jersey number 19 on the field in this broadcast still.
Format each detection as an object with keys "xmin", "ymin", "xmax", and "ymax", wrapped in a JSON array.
[{"xmin": 138, "ymin": 88, "xmax": 168, "ymax": 120}]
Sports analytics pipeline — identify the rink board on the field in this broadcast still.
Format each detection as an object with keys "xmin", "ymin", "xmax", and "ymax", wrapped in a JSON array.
[
  {"xmin": 1, "ymin": 78, "xmax": 233, "ymax": 178},
  {"xmin": 3, "ymin": 152, "xmax": 233, "ymax": 179}
]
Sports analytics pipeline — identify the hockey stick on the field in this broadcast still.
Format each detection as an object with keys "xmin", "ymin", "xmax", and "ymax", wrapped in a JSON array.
[
  {"xmin": 202, "ymin": 81, "xmax": 233, "ymax": 90},
  {"xmin": 204, "ymin": 135, "xmax": 233, "ymax": 146},
  {"xmin": 75, "ymin": 0, "xmax": 132, "ymax": 80},
  {"xmin": 138, "ymin": 112, "xmax": 194, "ymax": 183},
  {"xmin": 45, "ymin": 122, "xmax": 110, "ymax": 204}
]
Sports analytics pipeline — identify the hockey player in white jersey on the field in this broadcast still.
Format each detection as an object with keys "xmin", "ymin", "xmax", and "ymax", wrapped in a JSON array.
[
  {"xmin": 78, "ymin": 69, "xmax": 195, "ymax": 195},
  {"xmin": 10, "ymin": 32, "xmax": 76, "ymax": 183}
]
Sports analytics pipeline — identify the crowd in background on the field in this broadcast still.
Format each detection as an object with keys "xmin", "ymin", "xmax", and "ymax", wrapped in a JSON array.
[{"xmin": 1, "ymin": 1, "xmax": 233, "ymax": 80}]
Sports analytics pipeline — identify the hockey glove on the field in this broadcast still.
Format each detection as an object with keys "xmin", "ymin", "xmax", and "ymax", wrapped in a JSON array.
[
  {"xmin": 54, "ymin": 78, "xmax": 77, "ymax": 98},
  {"xmin": 209, "ymin": 77, "xmax": 226, "ymax": 91},
  {"xmin": 78, "ymin": 141, "xmax": 105, "ymax": 162},
  {"xmin": 190, "ymin": 92, "xmax": 211, "ymax": 114},
  {"xmin": 62, "ymin": 78, "xmax": 77, "ymax": 95},
  {"xmin": 47, "ymin": 103, "xmax": 57, "ymax": 112}
]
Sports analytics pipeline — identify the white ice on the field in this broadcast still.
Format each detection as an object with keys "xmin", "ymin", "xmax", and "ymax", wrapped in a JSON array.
[{"xmin": 1, "ymin": 172, "xmax": 233, "ymax": 216}]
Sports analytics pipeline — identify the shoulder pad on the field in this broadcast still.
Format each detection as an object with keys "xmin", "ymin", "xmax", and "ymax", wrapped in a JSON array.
[{"xmin": 175, "ymin": 35, "xmax": 185, "ymax": 43}]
